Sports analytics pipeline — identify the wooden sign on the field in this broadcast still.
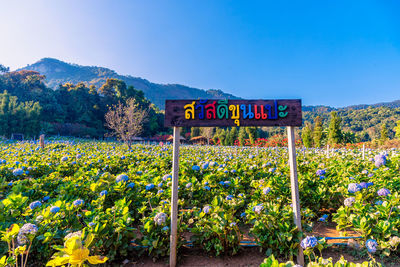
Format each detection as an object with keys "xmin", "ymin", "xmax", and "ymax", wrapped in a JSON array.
[
  {"xmin": 166, "ymin": 98, "xmax": 304, "ymax": 267},
  {"xmin": 165, "ymin": 99, "xmax": 302, "ymax": 127}
]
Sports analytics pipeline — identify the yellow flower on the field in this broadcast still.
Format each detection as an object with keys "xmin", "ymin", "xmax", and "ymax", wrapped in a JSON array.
[{"xmin": 46, "ymin": 234, "xmax": 108, "ymax": 266}]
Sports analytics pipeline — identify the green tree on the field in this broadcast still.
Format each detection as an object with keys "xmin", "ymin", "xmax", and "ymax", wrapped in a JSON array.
[
  {"xmin": 394, "ymin": 121, "xmax": 400, "ymax": 140},
  {"xmin": 328, "ymin": 111, "xmax": 342, "ymax": 145},
  {"xmin": 219, "ymin": 129, "xmax": 227, "ymax": 146},
  {"xmin": 301, "ymin": 122, "xmax": 313, "ymax": 148},
  {"xmin": 229, "ymin": 127, "xmax": 238, "ymax": 145},
  {"xmin": 245, "ymin": 127, "xmax": 258, "ymax": 145},
  {"xmin": 313, "ymin": 116, "xmax": 323, "ymax": 148},
  {"xmin": 380, "ymin": 123, "xmax": 388, "ymax": 143},
  {"xmin": 0, "ymin": 64, "xmax": 9, "ymax": 73}
]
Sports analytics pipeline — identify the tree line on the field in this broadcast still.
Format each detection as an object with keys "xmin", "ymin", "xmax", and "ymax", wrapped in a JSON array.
[{"xmin": 0, "ymin": 66, "xmax": 165, "ymax": 138}]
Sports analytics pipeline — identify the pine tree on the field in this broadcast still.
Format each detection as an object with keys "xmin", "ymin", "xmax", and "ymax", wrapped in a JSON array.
[
  {"xmin": 328, "ymin": 111, "xmax": 342, "ymax": 145},
  {"xmin": 245, "ymin": 127, "xmax": 257, "ymax": 145},
  {"xmin": 219, "ymin": 129, "xmax": 226, "ymax": 146},
  {"xmin": 229, "ymin": 127, "xmax": 238, "ymax": 145},
  {"xmin": 191, "ymin": 127, "xmax": 200, "ymax": 138},
  {"xmin": 301, "ymin": 122, "xmax": 313, "ymax": 148},
  {"xmin": 313, "ymin": 116, "xmax": 323, "ymax": 148},
  {"xmin": 238, "ymin": 127, "xmax": 247, "ymax": 146}
]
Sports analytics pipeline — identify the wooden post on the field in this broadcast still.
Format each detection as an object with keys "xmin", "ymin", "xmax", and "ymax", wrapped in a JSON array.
[
  {"xmin": 170, "ymin": 127, "xmax": 180, "ymax": 267},
  {"xmin": 287, "ymin": 126, "xmax": 304, "ymax": 266},
  {"xmin": 39, "ymin": 134, "xmax": 45, "ymax": 149},
  {"xmin": 362, "ymin": 144, "xmax": 365, "ymax": 160}
]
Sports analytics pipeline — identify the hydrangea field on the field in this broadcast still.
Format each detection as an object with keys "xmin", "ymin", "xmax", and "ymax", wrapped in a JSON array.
[{"xmin": 0, "ymin": 139, "xmax": 399, "ymax": 266}]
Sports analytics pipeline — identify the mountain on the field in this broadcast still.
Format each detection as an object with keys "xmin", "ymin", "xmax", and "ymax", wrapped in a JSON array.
[{"xmin": 19, "ymin": 58, "xmax": 239, "ymax": 109}]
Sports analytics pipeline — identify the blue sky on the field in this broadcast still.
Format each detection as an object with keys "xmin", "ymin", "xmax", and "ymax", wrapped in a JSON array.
[{"xmin": 1, "ymin": 0, "xmax": 399, "ymax": 107}]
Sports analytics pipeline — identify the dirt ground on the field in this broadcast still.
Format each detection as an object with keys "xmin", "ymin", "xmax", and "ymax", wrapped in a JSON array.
[{"xmin": 125, "ymin": 223, "xmax": 400, "ymax": 267}]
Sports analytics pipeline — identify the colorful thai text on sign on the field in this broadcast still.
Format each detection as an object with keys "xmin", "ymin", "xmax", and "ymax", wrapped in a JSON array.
[{"xmin": 164, "ymin": 99, "xmax": 302, "ymax": 127}]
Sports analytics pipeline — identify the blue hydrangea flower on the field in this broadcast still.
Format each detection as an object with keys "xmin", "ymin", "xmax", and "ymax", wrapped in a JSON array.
[
  {"xmin": 100, "ymin": 190, "xmax": 108, "ymax": 197},
  {"xmin": 204, "ymin": 186, "xmax": 211, "ymax": 191},
  {"xmin": 13, "ymin": 168, "xmax": 24, "ymax": 176},
  {"xmin": 316, "ymin": 169, "xmax": 326, "ymax": 176},
  {"xmin": 116, "ymin": 174, "xmax": 129, "ymax": 183},
  {"xmin": 319, "ymin": 176, "xmax": 325, "ymax": 180},
  {"xmin": 8, "ymin": 182, "xmax": 13, "ymax": 186},
  {"xmin": 136, "ymin": 171, "xmax": 143, "ymax": 175},
  {"xmin": 186, "ymin": 183, "xmax": 192, "ymax": 189},
  {"xmin": 73, "ymin": 199, "xmax": 84, "ymax": 207},
  {"xmin": 300, "ymin": 236, "xmax": 318, "ymax": 249},
  {"xmin": 162, "ymin": 226, "xmax": 169, "ymax": 231},
  {"xmin": 230, "ymin": 222, "xmax": 237, "ymax": 227},
  {"xmin": 223, "ymin": 181, "xmax": 231, "ymax": 188},
  {"xmin": 29, "ymin": 201, "xmax": 42, "ymax": 210},
  {"xmin": 366, "ymin": 239, "xmax": 378, "ymax": 253},
  {"xmin": 158, "ymin": 182, "xmax": 163, "ymax": 188},
  {"xmin": 146, "ymin": 183, "xmax": 155, "ymax": 191},
  {"xmin": 127, "ymin": 182, "xmax": 135, "ymax": 188},
  {"xmin": 240, "ymin": 212, "xmax": 246, "ymax": 218},
  {"xmin": 50, "ymin": 206, "xmax": 60, "ymax": 213},
  {"xmin": 377, "ymin": 188, "xmax": 390, "ymax": 197},
  {"xmin": 348, "ymin": 183, "xmax": 362, "ymax": 194},
  {"xmin": 89, "ymin": 222, "xmax": 96, "ymax": 227},
  {"xmin": 61, "ymin": 156, "xmax": 68, "ymax": 162},
  {"xmin": 226, "ymin": 195, "xmax": 233, "ymax": 200},
  {"xmin": 204, "ymin": 181, "xmax": 209, "ymax": 185},
  {"xmin": 375, "ymin": 200, "xmax": 383, "ymax": 205},
  {"xmin": 318, "ymin": 214, "xmax": 329, "ymax": 222},
  {"xmin": 157, "ymin": 189, "xmax": 164, "ymax": 194},
  {"xmin": 43, "ymin": 196, "xmax": 50, "ymax": 202},
  {"xmin": 192, "ymin": 165, "xmax": 200, "ymax": 171},
  {"xmin": 202, "ymin": 163, "xmax": 209, "ymax": 169}
]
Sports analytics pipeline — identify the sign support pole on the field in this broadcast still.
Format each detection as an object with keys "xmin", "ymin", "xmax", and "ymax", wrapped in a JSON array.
[
  {"xmin": 40, "ymin": 134, "xmax": 45, "ymax": 149},
  {"xmin": 170, "ymin": 126, "xmax": 180, "ymax": 267},
  {"xmin": 287, "ymin": 126, "xmax": 304, "ymax": 266}
]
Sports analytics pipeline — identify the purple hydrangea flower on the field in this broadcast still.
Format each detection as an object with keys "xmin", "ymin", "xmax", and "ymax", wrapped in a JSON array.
[
  {"xmin": 374, "ymin": 154, "xmax": 386, "ymax": 168},
  {"xmin": 226, "ymin": 195, "xmax": 233, "ymax": 200},
  {"xmin": 316, "ymin": 169, "xmax": 326, "ymax": 176},
  {"xmin": 17, "ymin": 223, "xmax": 38, "ymax": 245},
  {"xmin": 377, "ymin": 188, "xmax": 390, "ymax": 197},
  {"xmin": 253, "ymin": 204, "xmax": 263, "ymax": 214},
  {"xmin": 344, "ymin": 197, "xmax": 355, "ymax": 207},
  {"xmin": 263, "ymin": 187, "xmax": 271, "ymax": 195},
  {"xmin": 203, "ymin": 205, "xmax": 210, "ymax": 214},
  {"xmin": 318, "ymin": 214, "xmax": 329, "ymax": 222}
]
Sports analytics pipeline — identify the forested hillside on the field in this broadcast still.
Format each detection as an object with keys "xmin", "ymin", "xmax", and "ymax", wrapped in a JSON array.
[
  {"xmin": 0, "ymin": 68, "xmax": 165, "ymax": 138},
  {"xmin": 20, "ymin": 58, "xmax": 239, "ymax": 109},
  {"xmin": 303, "ymin": 105, "xmax": 400, "ymax": 140}
]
